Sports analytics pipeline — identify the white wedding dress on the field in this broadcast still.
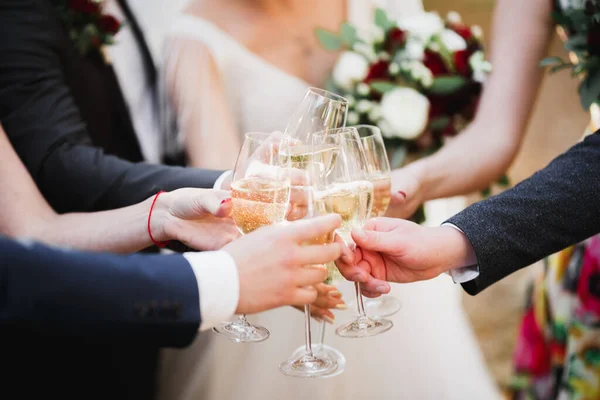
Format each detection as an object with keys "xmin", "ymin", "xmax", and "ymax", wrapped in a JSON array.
[{"xmin": 158, "ymin": 1, "xmax": 500, "ymax": 399}]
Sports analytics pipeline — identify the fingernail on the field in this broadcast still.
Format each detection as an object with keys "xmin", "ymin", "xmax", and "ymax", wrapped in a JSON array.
[
  {"xmin": 220, "ymin": 198, "xmax": 231, "ymax": 205},
  {"xmin": 328, "ymin": 290, "xmax": 342, "ymax": 298},
  {"xmin": 352, "ymin": 273, "xmax": 366, "ymax": 283},
  {"xmin": 397, "ymin": 191, "xmax": 406, "ymax": 199},
  {"xmin": 335, "ymin": 304, "xmax": 348, "ymax": 310},
  {"xmin": 376, "ymin": 285, "xmax": 388, "ymax": 294},
  {"xmin": 323, "ymin": 316, "xmax": 335, "ymax": 325}
]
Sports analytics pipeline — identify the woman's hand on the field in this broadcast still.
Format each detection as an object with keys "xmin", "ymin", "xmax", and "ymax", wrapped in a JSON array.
[
  {"xmin": 293, "ymin": 283, "xmax": 346, "ymax": 323},
  {"xmin": 385, "ymin": 166, "xmax": 425, "ymax": 219},
  {"xmin": 152, "ymin": 188, "xmax": 240, "ymax": 251}
]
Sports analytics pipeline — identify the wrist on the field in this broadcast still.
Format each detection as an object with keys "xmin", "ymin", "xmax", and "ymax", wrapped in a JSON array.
[
  {"xmin": 148, "ymin": 191, "xmax": 172, "ymax": 244},
  {"xmin": 436, "ymin": 226, "xmax": 477, "ymax": 272}
]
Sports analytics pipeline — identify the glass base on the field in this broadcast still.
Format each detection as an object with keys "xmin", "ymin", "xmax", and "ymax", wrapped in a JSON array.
[
  {"xmin": 335, "ymin": 316, "xmax": 393, "ymax": 338},
  {"xmin": 348, "ymin": 296, "xmax": 402, "ymax": 318},
  {"xmin": 212, "ymin": 319, "xmax": 270, "ymax": 343},
  {"xmin": 279, "ymin": 352, "xmax": 339, "ymax": 378},
  {"xmin": 291, "ymin": 345, "xmax": 345, "ymax": 378}
]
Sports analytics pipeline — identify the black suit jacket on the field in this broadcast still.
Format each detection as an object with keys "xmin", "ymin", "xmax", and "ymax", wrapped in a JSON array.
[
  {"xmin": 0, "ymin": 235, "xmax": 201, "ymax": 399},
  {"xmin": 0, "ymin": 0, "xmax": 223, "ymax": 214},
  {"xmin": 448, "ymin": 132, "xmax": 600, "ymax": 295}
]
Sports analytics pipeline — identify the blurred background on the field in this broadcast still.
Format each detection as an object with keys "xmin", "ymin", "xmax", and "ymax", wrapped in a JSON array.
[{"xmin": 425, "ymin": 0, "xmax": 587, "ymax": 388}]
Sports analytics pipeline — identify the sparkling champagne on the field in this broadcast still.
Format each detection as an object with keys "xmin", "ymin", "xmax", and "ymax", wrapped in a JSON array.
[
  {"xmin": 231, "ymin": 177, "xmax": 289, "ymax": 234},
  {"xmin": 369, "ymin": 175, "xmax": 392, "ymax": 217},
  {"xmin": 314, "ymin": 182, "xmax": 364, "ymax": 241},
  {"xmin": 280, "ymin": 144, "xmax": 338, "ymax": 172},
  {"xmin": 355, "ymin": 180, "xmax": 374, "ymax": 223}
]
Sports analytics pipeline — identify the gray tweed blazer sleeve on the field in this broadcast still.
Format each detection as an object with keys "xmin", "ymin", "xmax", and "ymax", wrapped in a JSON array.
[{"xmin": 447, "ymin": 131, "xmax": 600, "ymax": 295}]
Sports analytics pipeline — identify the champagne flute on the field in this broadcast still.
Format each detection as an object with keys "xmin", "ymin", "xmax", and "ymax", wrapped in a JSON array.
[
  {"xmin": 278, "ymin": 160, "xmax": 340, "ymax": 378},
  {"xmin": 280, "ymin": 88, "xmax": 349, "ymax": 377},
  {"xmin": 212, "ymin": 132, "xmax": 291, "ymax": 343},
  {"xmin": 350, "ymin": 125, "xmax": 402, "ymax": 317},
  {"xmin": 316, "ymin": 128, "xmax": 394, "ymax": 338}
]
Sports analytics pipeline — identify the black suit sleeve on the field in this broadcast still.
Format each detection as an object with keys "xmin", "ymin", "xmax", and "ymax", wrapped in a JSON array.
[
  {"xmin": 0, "ymin": 0, "xmax": 223, "ymax": 213},
  {"xmin": 447, "ymin": 132, "xmax": 600, "ymax": 295},
  {"xmin": 0, "ymin": 235, "xmax": 201, "ymax": 347}
]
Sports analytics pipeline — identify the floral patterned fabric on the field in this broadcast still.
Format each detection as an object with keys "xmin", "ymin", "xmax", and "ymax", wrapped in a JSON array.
[{"xmin": 509, "ymin": 237, "xmax": 600, "ymax": 399}]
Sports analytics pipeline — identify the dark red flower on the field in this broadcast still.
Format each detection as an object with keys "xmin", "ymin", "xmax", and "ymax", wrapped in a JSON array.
[
  {"xmin": 90, "ymin": 36, "xmax": 101, "ymax": 49},
  {"xmin": 588, "ymin": 25, "xmax": 600, "ymax": 56},
  {"xmin": 68, "ymin": 0, "xmax": 100, "ymax": 14},
  {"xmin": 513, "ymin": 308, "xmax": 552, "ymax": 377},
  {"xmin": 428, "ymin": 96, "xmax": 447, "ymax": 119},
  {"xmin": 385, "ymin": 27, "xmax": 406, "ymax": 54},
  {"xmin": 577, "ymin": 237, "xmax": 600, "ymax": 316},
  {"xmin": 454, "ymin": 50, "xmax": 471, "ymax": 76},
  {"xmin": 423, "ymin": 50, "xmax": 448, "ymax": 76},
  {"xmin": 586, "ymin": 0, "xmax": 597, "ymax": 15},
  {"xmin": 98, "ymin": 15, "xmax": 120, "ymax": 34},
  {"xmin": 452, "ymin": 24, "xmax": 473, "ymax": 42},
  {"xmin": 364, "ymin": 60, "xmax": 390, "ymax": 83}
]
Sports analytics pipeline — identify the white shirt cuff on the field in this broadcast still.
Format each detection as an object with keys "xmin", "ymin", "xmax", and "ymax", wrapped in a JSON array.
[
  {"xmin": 213, "ymin": 170, "xmax": 233, "ymax": 190},
  {"xmin": 183, "ymin": 251, "xmax": 239, "ymax": 331},
  {"xmin": 441, "ymin": 223, "xmax": 480, "ymax": 284}
]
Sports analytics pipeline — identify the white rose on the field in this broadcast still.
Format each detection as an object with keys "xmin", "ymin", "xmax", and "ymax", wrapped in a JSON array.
[
  {"xmin": 380, "ymin": 87, "xmax": 430, "ymax": 140},
  {"xmin": 471, "ymin": 25, "xmax": 483, "ymax": 39},
  {"xmin": 347, "ymin": 111, "xmax": 360, "ymax": 125},
  {"xmin": 368, "ymin": 104, "xmax": 382, "ymax": 121},
  {"xmin": 440, "ymin": 29, "xmax": 467, "ymax": 52},
  {"xmin": 388, "ymin": 62, "xmax": 400, "ymax": 75},
  {"xmin": 446, "ymin": 11, "xmax": 462, "ymax": 25},
  {"xmin": 371, "ymin": 26, "xmax": 385, "ymax": 44},
  {"xmin": 398, "ymin": 12, "xmax": 444, "ymax": 42},
  {"xmin": 357, "ymin": 83, "xmax": 370, "ymax": 96},
  {"xmin": 332, "ymin": 52, "xmax": 369, "ymax": 90},
  {"xmin": 356, "ymin": 100, "xmax": 372, "ymax": 113},
  {"xmin": 404, "ymin": 39, "xmax": 425, "ymax": 60}
]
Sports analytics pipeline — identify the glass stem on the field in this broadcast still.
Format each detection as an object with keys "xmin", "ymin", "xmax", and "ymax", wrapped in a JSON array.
[
  {"xmin": 317, "ymin": 320, "xmax": 327, "ymax": 352},
  {"xmin": 355, "ymin": 282, "xmax": 367, "ymax": 318},
  {"xmin": 238, "ymin": 314, "xmax": 249, "ymax": 325},
  {"xmin": 304, "ymin": 304, "xmax": 314, "ymax": 357}
]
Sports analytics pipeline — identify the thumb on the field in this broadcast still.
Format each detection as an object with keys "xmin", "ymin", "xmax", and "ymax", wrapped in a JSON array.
[
  {"xmin": 351, "ymin": 227, "xmax": 395, "ymax": 252},
  {"xmin": 194, "ymin": 190, "xmax": 232, "ymax": 217}
]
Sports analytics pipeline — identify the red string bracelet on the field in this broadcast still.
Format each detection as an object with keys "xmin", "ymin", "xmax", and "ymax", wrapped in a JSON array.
[{"xmin": 148, "ymin": 190, "xmax": 169, "ymax": 248}]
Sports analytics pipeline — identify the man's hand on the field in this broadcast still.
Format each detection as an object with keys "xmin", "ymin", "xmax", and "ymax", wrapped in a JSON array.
[
  {"xmin": 154, "ymin": 188, "xmax": 240, "ymax": 251},
  {"xmin": 224, "ymin": 214, "xmax": 343, "ymax": 315},
  {"xmin": 335, "ymin": 218, "xmax": 476, "ymax": 297}
]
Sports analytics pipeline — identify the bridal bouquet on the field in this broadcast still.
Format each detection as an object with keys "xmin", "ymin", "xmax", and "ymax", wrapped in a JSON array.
[{"xmin": 317, "ymin": 9, "xmax": 496, "ymax": 182}]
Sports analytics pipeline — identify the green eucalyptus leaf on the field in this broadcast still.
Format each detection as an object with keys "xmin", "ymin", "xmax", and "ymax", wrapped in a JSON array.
[
  {"xmin": 429, "ymin": 116, "xmax": 450, "ymax": 132},
  {"xmin": 578, "ymin": 67, "xmax": 600, "ymax": 109},
  {"xmin": 480, "ymin": 187, "xmax": 492, "ymax": 197},
  {"xmin": 370, "ymin": 81, "xmax": 397, "ymax": 93},
  {"xmin": 540, "ymin": 56, "xmax": 565, "ymax": 67},
  {"xmin": 428, "ymin": 76, "xmax": 467, "ymax": 95},
  {"xmin": 497, "ymin": 175, "xmax": 510, "ymax": 187},
  {"xmin": 374, "ymin": 8, "xmax": 395, "ymax": 31},
  {"xmin": 316, "ymin": 28, "xmax": 342, "ymax": 51},
  {"xmin": 340, "ymin": 23, "xmax": 358, "ymax": 47},
  {"xmin": 564, "ymin": 35, "xmax": 588, "ymax": 52},
  {"xmin": 550, "ymin": 64, "xmax": 573, "ymax": 74}
]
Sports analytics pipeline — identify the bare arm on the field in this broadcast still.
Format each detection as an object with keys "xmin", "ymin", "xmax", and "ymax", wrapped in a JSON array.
[
  {"xmin": 165, "ymin": 37, "xmax": 240, "ymax": 169},
  {"xmin": 388, "ymin": 0, "xmax": 554, "ymax": 217},
  {"xmin": 0, "ymin": 127, "xmax": 238, "ymax": 253}
]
